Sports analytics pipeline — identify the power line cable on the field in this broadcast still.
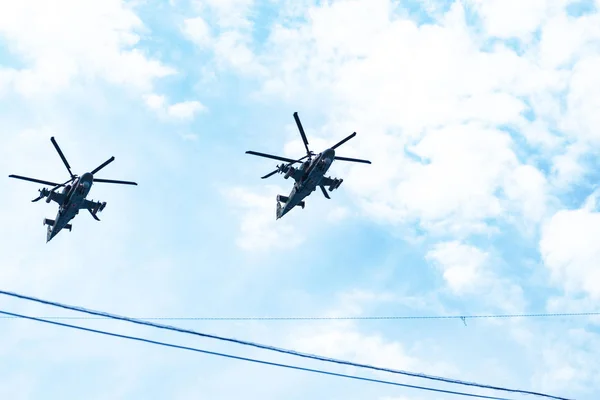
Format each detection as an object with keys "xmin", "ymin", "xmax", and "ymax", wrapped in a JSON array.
[
  {"xmin": 0, "ymin": 289, "xmax": 570, "ymax": 400},
  {"xmin": 0, "ymin": 309, "xmax": 519, "ymax": 400},
  {"xmin": 0, "ymin": 311, "xmax": 597, "ymax": 321}
]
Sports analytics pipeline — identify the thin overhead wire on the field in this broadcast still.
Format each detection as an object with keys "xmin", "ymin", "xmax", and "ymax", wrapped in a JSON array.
[
  {"xmin": 0, "ymin": 309, "xmax": 518, "ymax": 400},
  {"xmin": 0, "ymin": 289, "xmax": 571, "ymax": 400},
  {"xmin": 0, "ymin": 311, "xmax": 598, "ymax": 321}
]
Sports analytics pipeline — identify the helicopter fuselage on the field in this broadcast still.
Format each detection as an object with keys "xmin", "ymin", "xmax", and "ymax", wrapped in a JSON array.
[
  {"xmin": 277, "ymin": 148, "xmax": 335, "ymax": 219},
  {"xmin": 46, "ymin": 173, "xmax": 93, "ymax": 242},
  {"xmin": 246, "ymin": 111, "xmax": 370, "ymax": 220},
  {"xmin": 9, "ymin": 135, "xmax": 137, "ymax": 243}
]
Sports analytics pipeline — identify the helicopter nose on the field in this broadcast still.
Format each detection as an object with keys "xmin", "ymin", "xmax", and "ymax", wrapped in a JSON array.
[{"xmin": 323, "ymin": 148, "xmax": 335, "ymax": 160}]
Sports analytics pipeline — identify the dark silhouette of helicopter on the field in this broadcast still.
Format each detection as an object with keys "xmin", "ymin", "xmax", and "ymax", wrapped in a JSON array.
[
  {"xmin": 9, "ymin": 137, "xmax": 137, "ymax": 242},
  {"xmin": 246, "ymin": 112, "xmax": 371, "ymax": 219}
]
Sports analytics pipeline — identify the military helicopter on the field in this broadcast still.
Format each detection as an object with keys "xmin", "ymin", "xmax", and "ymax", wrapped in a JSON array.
[
  {"xmin": 9, "ymin": 137, "xmax": 137, "ymax": 242},
  {"xmin": 246, "ymin": 112, "xmax": 371, "ymax": 219}
]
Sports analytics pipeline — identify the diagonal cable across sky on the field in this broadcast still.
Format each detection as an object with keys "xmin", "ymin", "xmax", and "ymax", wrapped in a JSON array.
[
  {"xmin": 0, "ymin": 289, "xmax": 571, "ymax": 400},
  {"xmin": 0, "ymin": 309, "xmax": 521, "ymax": 400}
]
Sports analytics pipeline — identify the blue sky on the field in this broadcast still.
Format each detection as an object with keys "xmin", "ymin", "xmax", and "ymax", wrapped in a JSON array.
[{"xmin": 1, "ymin": 0, "xmax": 600, "ymax": 399}]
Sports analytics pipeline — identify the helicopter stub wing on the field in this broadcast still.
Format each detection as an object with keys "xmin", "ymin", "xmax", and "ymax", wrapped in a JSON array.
[
  {"xmin": 320, "ymin": 176, "xmax": 336, "ymax": 187},
  {"xmin": 283, "ymin": 166, "xmax": 303, "ymax": 181},
  {"xmin": 82, "ymin": 199, "xmax": 105, "ymax": 211},
  {"xmin": 83, "ymin": 199, "xmax": 106, "ymax": 221},
  {"xmin": 43, "ymin": 190, "xmax": 66, "ymax": 205},
  {"xmin": 320, "ymin": 176, "xmax": 343, "ymax": 191}
]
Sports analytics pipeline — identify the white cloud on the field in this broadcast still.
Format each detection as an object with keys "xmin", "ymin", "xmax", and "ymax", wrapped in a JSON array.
[
  {"xmin": 326, "ymin": 206, "xmax": 350, "ymax": 223},
  {"xmin": 167, "ymin": 101, "xmax": 206, "ymax": 119},
  {"xmin": 0, "ymin": 0, "xmax": 175, "ymax": 96},
  {"xmin": 391, "ymin": 124, "xmax": 517, "ymax": 235},
  {"xmin": 537, "ymin": 9, "xmax": 600, "ymax": 69},
  {"xmin": 143, "ymin": 94, "xmax": 206, "ymax": 120},
  {"xmin": 550, "ymin": 141, "xmax": 589, "ymax": 187},
  {"xmin": 545, "ymin": 294, "xmax": 600, "ymax": 325},
  {"xmin": 465, "ymin": 0, "xmax": 551, "ymax": 40},
  {"xmin": 426, "ymin": 241, "xmax": 489, "ymax": 294},
  {"xmin": 561, "ymin": 55, "xmax": 600, "ymax": 143},
  {"xmin": 540, "ymin": 199, "xmax": 600, "ymax": 299},
  {"xmin": 182, "ymin": 0, "xmax": 265, "ymax": 76},
  {"xmin": 290, "ymin": 324, "xmax": 421, "ymax": 371},
  {"xmin": 182, "ymin": 16, "xmax": 212, "ymax": 48},
  {"xmin": 223, "ymin": 186, "xmax": 305, "ymax": 252},
  {"xmin": 533, "ymin": 328, "xmax": 600, "ymax": 394},
  {"xmin": 144, "ymin": 93, "xmax": 166, "ymax": 110},
  {"xmin": 503, "ymin": 163, "xmax": 550, "ymax": 228},
  {"xmin": 283, "ymin": 289, "xmax": 460, "ymax": 388},
  {"xmin": 426, "ymin": 241, "xmax": 526, "ymax": 313},
  {"xmin": 202, "ymin": 0, "xmax": 255, "ymax": 30},
  {"xmin": 212, "ymin": 30, "xmax": 266, "ymax": 75}
]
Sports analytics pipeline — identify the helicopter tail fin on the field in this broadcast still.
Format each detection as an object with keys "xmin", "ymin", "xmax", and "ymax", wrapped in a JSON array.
[{"xmin": 43, "ymin": 219, "xmax": 72, "ymax": 229}]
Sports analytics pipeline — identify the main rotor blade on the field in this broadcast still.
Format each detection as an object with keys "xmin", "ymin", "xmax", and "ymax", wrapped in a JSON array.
[
  {"xmin": 90, "ymin": 157, "xmax": 115, "ymax": 175},
  {"xmin": 50, "ymin": 137, "xmax": 75, "ymax": 178},
  {"xmin": 320, "ymin": 185, "xmax": 331, "ymax": 199},
  {"xmin": 260, "ymin": 154, "xmax": 311, "ymax": 179},
  {"xmin": 9, "ymin": 175, "xmax": 61, "ymax": 186},
  {"xmin": 246, "ymin": 151, "xmax": 298, "ymax": 164},
  {"xmin": 334, "ymin": 156, "xmax": 371, "ymax": 164},
  {"xmin": 331, "ymin": 132, "xmax": 357, "ymax": 150},
  {"xmin": 93, "ymin": 178, "xmax": 137, "ymax": 185},
  {"xmin": 293, "ymin": 112, "xmax": 311, "ymax": 156},
  {"xmin": 261, "ymin": 170, "xmax": 280, "ymax": 179},
  {"xmin": 31, "ymin": 193, "xmax": 44, "ymax": 202},
  {"xmin": 50, "ymin": 177, "xmax": 77, "ymax": 192}
]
